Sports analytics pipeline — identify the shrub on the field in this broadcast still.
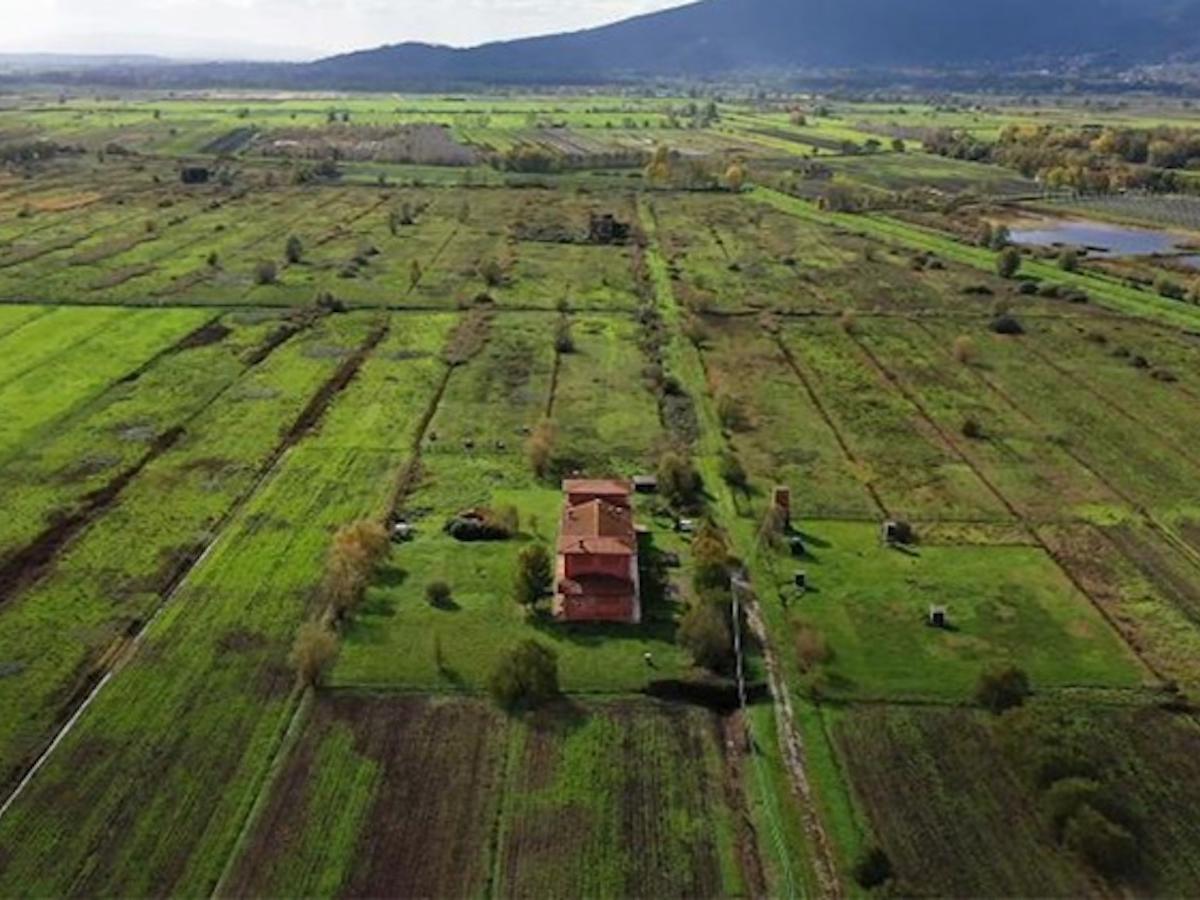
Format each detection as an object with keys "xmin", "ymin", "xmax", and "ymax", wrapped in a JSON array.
[
  {"xmin": 1058, "ymin": 248, "xmax": 1079, "ymax": 272},
  {"xmin": 488, "ymin": 640, "xmax": 559, "ymax": 711},
  {"xmin": 527, "ymin": 419, "xmax": 556, "ymax": 479},
  {"xmin": 719, "ymin": 451, "xmax": 748, "ymax": 490},
  {"xmin": 679, "ymin": 600, "xmax": 733, "ymax": 673},
  {"xmin": 1154, "ymin": 274, "xmax": 1185, "ymax": 300},
  {"xmin": 1063, "ymin": 803, "xmax": 1139, "ymax": 879},
  {"xmin": 991, "ymin": 314, "xmax": 1025, "ymax": 336},
  {"xmin": 996, "ymin": 247, "xmax": 1022, "ymax": 279},
  {"xmin": 479, "ymin": 257, "xmax": 505, "ymax": 287},
  {"xmin": 838, "ymin": 308, "xmax": 858, "ymax": 334},
  {"xmin": 1043, "ymin": 776, "xmax": 1104, "ymax": 839},
  {"xmin": 952, "ymin": 335, "xmax": 976, "ymax": 364},
  {"xmin": 962, "ymin": 417, "xmax": 983, "ymax": 439},
  {"xmin": 691, "ymin": 521, "xmax": 731, "ymax": 592},
  {"xmin": 289, "ymin": 622, "xmax": 339, "ymax": 688},
  {"xmin": 976, "ymin": 664, "xmax": 1032, "ymax": 714},
  {"xmin": 716, "ymin": 393, "xmax": 749, "ymax": 432},
  {"xmin": 657, "ymin": 451, "xmax": 703, "ymax": 511},
  {"xmin": 285, "ymin": 234, "xmax": 304, "ymax": 264},
  {"xmin": 515, "ymin": 543, "xmax": 552, "ymax": 608},
  {"xmin": 206, "ymin": 251, "xmax": 219, "ymax": 268},
  {"xmin": 852, "ymin": 845, "xmax": 893, "ymax": 889},
  {"xmin": 425, "ymin": 581, "xmax": 452, "ymax": 607},
  {"xmin": 254, "ymin": 260, "xmax": 278, "ymax": 285},
  {"xmin": 554, "ymin": 319, "xmax": 575, "ymax": 354}
]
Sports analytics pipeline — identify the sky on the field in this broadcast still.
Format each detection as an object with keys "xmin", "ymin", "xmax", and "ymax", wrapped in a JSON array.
[{"xmin": 0, "ymin": 0, "xmax": 691, "ymax": 61}]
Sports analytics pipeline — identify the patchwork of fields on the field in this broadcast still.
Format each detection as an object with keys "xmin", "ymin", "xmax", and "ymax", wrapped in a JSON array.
[{"xmin": 1, "ymin": 92, "xmax": 1200, "ymax": 898}]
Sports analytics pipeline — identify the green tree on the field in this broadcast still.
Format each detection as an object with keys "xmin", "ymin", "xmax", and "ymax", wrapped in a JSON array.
[
  {"xmin": 515, "ymin": 544, "xmax": 552, "ymax": 608},
  {"xmin": 488, "ymin": 640, "xmax": 559, "ymax": 711},
  {"xmin": 657, "ymin": 451, "xmax": 702, "ymax": 511},
  {"xmin": 996, "ymin": 247, "xmax": 1022, "ymax": 279},
  {"xmin": 679, "ymin": 600, "xmax": 732, "ymax": 672}
]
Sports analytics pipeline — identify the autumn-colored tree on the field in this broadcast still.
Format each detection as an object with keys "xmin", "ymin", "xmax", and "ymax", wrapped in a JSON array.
[
  {"xmin": 724, "ymin": 162, "xmax": 746, "ymax": 192},
  {"xmin": 324, "ymin": 520, "xmax": 389, "ymax": 618},
  {"xmin": 644, "ymin": 143, "xmax": 672, "ymax": 184},
  {"xmin": 527, "ymin": 419, "xmax": 556, "ymax": 479},
  {"xmin": 289, "ymin": 622, "xmax": 339, "ymax": 688},
  {"xmin": 952, "ymin": 335, "xmax": 976, "ymax": 364}
]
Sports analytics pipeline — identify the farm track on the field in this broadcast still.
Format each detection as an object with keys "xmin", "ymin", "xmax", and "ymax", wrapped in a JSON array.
[
  {"xmin": 771, "ymin": 335, "xmax": 889, "ymax": 518},
  {"xmin": 847, "ymin": 328, "xmax": 1169, "ymax": 684},
  {"xmin": 640, "ymin": 196, "xmax": 843, "ymax": 897},
  {"xmin": 0, "ymin": 310, "xmax": 389, "ymax": 816}
]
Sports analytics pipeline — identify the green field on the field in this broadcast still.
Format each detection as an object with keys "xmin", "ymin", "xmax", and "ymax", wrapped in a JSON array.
[{"xmin": 0, "ymin": 90, "xmax": 1199, "ymax": 899}]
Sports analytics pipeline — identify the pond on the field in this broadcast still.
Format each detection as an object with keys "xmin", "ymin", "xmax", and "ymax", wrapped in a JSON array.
[{"xmin": 1007, "ymin": 218, "xmax": 1194, "ymax": 258}]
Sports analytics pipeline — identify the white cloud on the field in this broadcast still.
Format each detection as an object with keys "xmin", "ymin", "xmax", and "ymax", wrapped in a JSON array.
[{"xmin": 0, "ymin": 0, "xmax": 690, "ymax": 59}]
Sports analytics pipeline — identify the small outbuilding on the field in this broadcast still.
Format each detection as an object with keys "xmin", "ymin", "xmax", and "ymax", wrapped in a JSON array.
[
  {"xmin": 633, "ymin": 474, "xmax": 658, "ymax": 494},
  {"xmin": 883, "ymin": 520, "xmax": 915, "ymax": 546},
  {"xmin": 928, "ymin": 605, "xmax": 948, "ymax": 629}
]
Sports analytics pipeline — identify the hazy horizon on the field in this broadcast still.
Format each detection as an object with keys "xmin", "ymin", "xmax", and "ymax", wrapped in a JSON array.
[{"xmin": 0, "ymin": 0, "xmax": 692, "ymax": 62}]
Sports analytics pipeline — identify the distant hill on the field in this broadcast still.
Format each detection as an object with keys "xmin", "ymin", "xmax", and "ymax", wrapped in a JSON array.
[
  {"xmin": 297, "ymin": 0, "xmax": 1200, "ymax": 87},
  {"xmin": 12, "ymin": 0, "xmax": 1200, "ymax": 90}
]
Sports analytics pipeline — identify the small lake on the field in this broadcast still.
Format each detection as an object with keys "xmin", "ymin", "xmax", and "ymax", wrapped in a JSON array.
[{"xmin": 1008, "ymin": 219, "xmax": 1193, "ymax": 258}]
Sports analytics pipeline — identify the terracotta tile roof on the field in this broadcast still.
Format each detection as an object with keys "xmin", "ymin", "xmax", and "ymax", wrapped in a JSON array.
[
  {"xmin": 562, "ymin": 478, "xmax": 633, "ymax": 497},
  {"xmin": 557, "ymin": 498, "xmax": 636, "ymax": 556}
]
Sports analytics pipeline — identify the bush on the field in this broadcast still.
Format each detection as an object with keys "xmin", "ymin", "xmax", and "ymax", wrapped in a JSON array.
[
  {"xmin": 254, "ymin": 260, "xmax": 278, "ymax": 285},
  {"xmin": 679, "ymin": 600, "xmax": 733, "ymax": 673},
  {"xmin": 1063, "ymin": 803, "xmax": 1139, "ymax": 879},
  {"xmin": 488, "ymin": 640, "xmax": 559, "ymax": 711},
  {"xmin": 527, "ymin": 419, "xmax": 556, "ymax": 479},
  {"xmin": 553, "ymin": 319, "xmax": 575, "ymax": 354},
  {"xmin": 479, "ymin": 257, "xmax": 505, "ymax": 286},
  {"xmin": 289, "ymin": 622, "xmax": 339, "ymax": 688},
  {"xmin": 425, "ymin": 581, "xmax": 452, "ymax": 607},
  {"xmin": 996, "ymin": 247, "xmax": 1022, "ymax": 279},
  {"xmin": 838, "ymin": 308, "xmax": 858, "ymax": 334},
  {"xmin": 691, "ymin": 521, "xmax": 731, "ymax": 592},
  {"xmin": 719, "ymin": 451, "xmax": 748, "ymax": 490},
  {"xmin": 657, "ymin": 451, "xmax": 703, "ymax": 511},
  {"xmin": 1058, "ymin": 248, "xmax": 1079, "ymax": 272},
  {"xmin": 515, "ymin": 543, "xmax": 552, "ymax": 608},
  {"xmin": 852, "ymin": 845, "xmax": 893, "ymax": 889},
  {"xmin": 285, "ymin": 234, "xmax": 304, "ymax": 264},
  {"xmin": 962, "ymin": 417, "xmax": 983, "ymax": 439},
  {"xmin": 952, "ymin": 335, "xmax": 976, "ymax": 364},
  {"xmin": 990, "ymin": 314, "xmax": 1025, "ymax": 336},
  {"xmin": 716, "ymin": 393, "xmax": 750, "ymax": 432},
  {"xmin": 976, "ymin": 664, "xmax": 1032, "ymax": 714},
  {"xmin": 1043, "ymin": 776, "xmax": 1103, "ymax": 839}
]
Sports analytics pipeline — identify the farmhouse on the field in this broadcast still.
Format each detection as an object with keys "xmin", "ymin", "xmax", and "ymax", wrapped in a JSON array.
[{"xmin": 555, "ymin": 478, "xmax": 641, "ymax": 624}]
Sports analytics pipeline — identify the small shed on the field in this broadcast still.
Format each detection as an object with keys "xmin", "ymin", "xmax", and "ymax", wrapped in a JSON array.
[
  {"xmin": 794, "ymin": 570, "xmax": 808, "ymax": 591},
  {"xmin": 676, "ymin": 518, "xmax": 697, "ymax": 534},
  {"xmin": 391, "ymin": 521, "xmax": 414, "ymax": 543},
  {"xmin": 788, "ymin": 534, "xmax": 806, "ymax": 558},
  {"xmin": 928, "ymin": 605, "xmax": 948, "ymax": 629},
  {"xmin": 883, "ymin": 520, "xmax": 915, "ymax": 546},
  {"xmin": 633, "ymin": 474, "xmax": 658, "ymax": 494}
]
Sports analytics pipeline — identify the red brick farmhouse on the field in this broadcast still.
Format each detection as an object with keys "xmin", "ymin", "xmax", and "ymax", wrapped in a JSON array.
[{"xmin": 554, "ymin": 479, "xmax": 641, "ymax": 624}]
